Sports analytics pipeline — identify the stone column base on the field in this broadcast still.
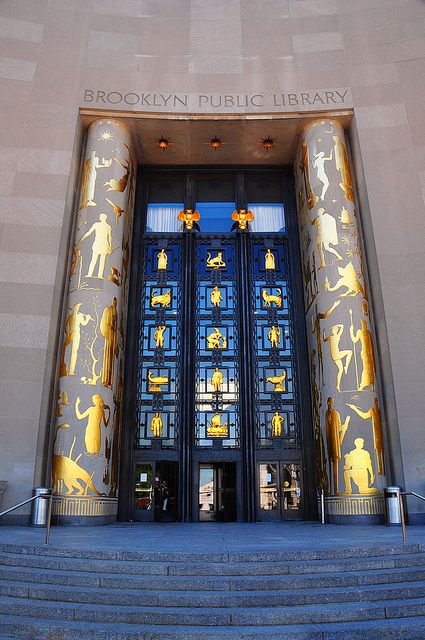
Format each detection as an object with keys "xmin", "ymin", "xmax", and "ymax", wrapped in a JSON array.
[
  {"xmin": 52, "ymin": 496, "xmax": 117, "ymax": 525},
  {"xmin": 325, "ymin": 494, "xmax": 384, "ymax": 524}
]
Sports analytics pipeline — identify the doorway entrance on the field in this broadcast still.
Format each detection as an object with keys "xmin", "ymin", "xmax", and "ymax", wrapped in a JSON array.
[
  {"xmin": 257, "ymin": 462, "xmax": 302, "ymax": 521},
  {"xmin": 122, "ymin": 169, "xmax": 315, "ymax": 522}
]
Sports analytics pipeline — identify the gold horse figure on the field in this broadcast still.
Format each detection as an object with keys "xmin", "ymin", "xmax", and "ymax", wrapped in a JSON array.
[
  {"xmin": 148, "ymin": 370, "xmax": 169, "ymax": 392},
  {"xmin": 266, "ymin": 371, "xmax": 287, "ymax": 392},
  {"xmin": 151, "ymin": 289, "xmax": 171, "ymax": 308}
]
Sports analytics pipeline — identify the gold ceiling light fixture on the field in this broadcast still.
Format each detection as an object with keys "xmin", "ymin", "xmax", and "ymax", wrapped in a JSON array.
[
  {"xmin": 206, "ymin": 136, "xmax": 227, "ymax": 150},
  {"xmin": 154, "ymin": 136, "xmax": 172, "ymax": 151},
  {"xmin": 259, "ymin": 136, "xmax": 276, "ymax": 151}
]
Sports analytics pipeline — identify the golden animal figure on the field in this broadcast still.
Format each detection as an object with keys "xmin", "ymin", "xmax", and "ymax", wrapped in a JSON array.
[
  {"xmin": 52, "ymin": 436, "xmax": 104, "ymax": 496},
  {"xmin": 207, "ymin": 327, "xmax": 226, "ymax": 349},
  {"xmin": 300, "ymin": 139, "xmax": 319, "ymax": 210},
  {"xmin": 79, "ymin": 150, "xmax": 111, "ymax": 209},
  {"xmin": 323, "ymin": 324, "xmax": 353, "ymax": 392},
  {"xmin": 211, "ymin": 367, "xmax": 224, "ymax": 392},
  {"xmin": 349, "ymin": 313, "xmax": 375, "ymax": 391},
  {"xmin": 151, "ymin": 289, "xmax": 171, "ymax": 308},
  {"xmin": 271, "ymin": 412, "xmax": 284, "ymax": 437},
  {"xmin": 103, "ymin": 157, "xmax": 130, "ymax": 192},
  {"xmin": 325, "ymin": 397, "xmax": 350, "ymax": 496},
  {"xmin": 347, "ymin": 398, "xmax": 385, "ymax": 475},
  {"xmin": 177, "ymin": 209, "xmax": 200, "ymax": 230},
  {"xmin": 100, "ymin": 297, "xmax": 118, "ymax": 389},
  {"xmin": 312, "ymin": 148, "xmax": 333, "ymax": 201},
  {"xmin": 333, "ymin": 135, "xmax": 354, "ymax": 202},
  {"xmin": 154, "ymin": 325, "xmax": 166, "ymax": 348},
  {"xmin": 266, "ymin": 371, "xmax": 286, "ymax": 392},
  {"xmin": 150, "ymin": 412, "xmax": 163, "ymax": 437},
  {"xmin": 207, "ymin": 413, "xmax": 229, "ymax": 437},
  {"xmin": 148, "ymin": 370, "xmax": 169, "ymax": 392},
  {"xmin": 267, "ymin": 325, "xmax": 281, "ymax": 348},
  {"xmin": 210, "ymin": 286, "xmax": 223, "ymax": 307},
  {"xmin": 324, "ymin": 262, "xmax": 366, "ymax": 298},
  {"xmin": 310, "ymin": 207, "xmax": 342, "ymax": 268},
  {"xmin": 265, "ymin": 248, "xmax": 276, "ymax": 270},
  {"xmin": 262, "ymin": 288, "xmax": 282, "ymax": 308},
  {"xmin": 343, "ymin": 438, "xmax": 378, "ymax": 495},
  {"xmin": 231, "ymin": 209, "xmax": 254, "ymax": 230},
  {"xmin": 105, "ymin": 198, "xmax": 124, "ymax": 223},
  {"xmin": 157, "ymin": 249, "xmax": 168, "ymax": 270},
  {"xmin": 206, "ymin": 252, "xmax": 226, "ymax": 269},
  {"xmin": 60, "ymin": 303, "xmax": 93, "ymax": 377},
  {"xmin": 79, "ymin": 213, "xmax": 112, "ymax": 279},
  {"xmin": 75, "ymin": 394, "xmax": 110, "ymax": 455}
]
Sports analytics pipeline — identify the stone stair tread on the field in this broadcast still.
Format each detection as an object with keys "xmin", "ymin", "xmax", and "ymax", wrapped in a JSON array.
[{"xmin": 1, "ymin": 613, "xmax": 425, "ymax": 639}]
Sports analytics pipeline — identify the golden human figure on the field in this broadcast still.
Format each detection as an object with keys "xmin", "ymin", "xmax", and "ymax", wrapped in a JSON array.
[
  {"xmin": 206, "ymin": 252, "xmax": 226, "ymax": 269},
  {"xmin": 349, "ymin": 313, "xmax": 375, "ymax": 391},
  {"xmin": 324, "ymin": 262, "xmax": 366, "ymax": 298},
  {"xmin": 207, "ymin": 413, "xmax": 228, "ymax": 437},
  {"xmin": 300, "ymin": 140, "xmax": 319, "ymax": 210},
  {"xmin": 75, "ymin": 394, "xmax": 110, "ymax": 455},
  {"xmin": 60, "ymin": 303, "xmax": 93, "ymax": 377},
  {"xmin": 157, "ymin": 249, "xmax": 168, "ymax": 270},
  {"xmin": 312, "ymin": 149, "xmax": 333, "ymax": 201},
  {"xmin": 347, "ymin": 398, "xmax": 384, "ymax": 475},
  {"xmin": 148, "ymin": 370, "xmax": 169, "ymax": 392},
  {"xmin": 207, "ymin": 327, "xmax": 226, "ymax": 349},
  {"xmin": 210, "ymin": 286, "xmax": 223, "ymax": 307},
  {"xmin": 150, "ymin": 412, "xmax": 163, "ymax": 437},
  {"xmin": 211, "ymin": 367, "xmax": 224, "ymax": 392},
  {"xmin": 271, "ymin": 412, "xmax": 284, "ymax": 437},
  {"xmin": 333, "ymin": 135, "xmax": 354, "ymax": 202},
  {"xmin": 79, "ymin": 213, "xmax": 112, "ymax": 279},
  {"xmin": 231, "ymin": 209, "xmax": 254, "ymax": 230},
  {"xmin": 154, "ymin": 325, "xmax": 166, "ymax": 348},
  {"xmin": 266, "ymin": 371, "xmax": 286, "ymax": 392},
  {"xmin": 265, "ymin": 249, "xmax": 275, "ymax": 270},
  {"xmin": 325, "ymin": 397, "xmax": 350, "ymax": 495},
  {"xmin": 343, "ymin": 438, "xmax": 378, "ymax": 495},
  {"xmin": 323, "ymin": 324, "xmax": 352, "ymax": 392},
  {"xmin": 100, "ymin": 297, "xmax": 118, "ymax": 389},
  {"xmin": 311, "ymin": 350, "xmax": 327, "ymax": 493},
  {"xmin": 311, "ymin": 300, "xmax": 340, "ymax": 387},
  {"xmin": 79, "ymin": 150, "xmax": 111, "ymax": 209},
  {"xmin": 310, "ymin": 207, "xmax": 342, "ymax": 268},
  {"xmin": 178, "ymin": 209, "xmax": 200, "ymax": 230},
  {"xmin": 268, "ymin": 325, "xmax": 281, "ymax": 348}
]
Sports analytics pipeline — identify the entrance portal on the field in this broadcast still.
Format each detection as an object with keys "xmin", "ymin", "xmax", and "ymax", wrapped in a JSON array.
[{"xmin": 122, "ymin": 169, "xmax": 314, "ymax": 522}]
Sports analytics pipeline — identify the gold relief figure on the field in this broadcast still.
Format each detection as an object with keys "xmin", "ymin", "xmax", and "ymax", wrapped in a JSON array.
[
  {"xmin": 311, "ymin": 300, "xmax": 340, "ymax": 387},
  {"xmin": 151, "ymin": 289, "xmax": 171, "ymax": 308},
  {"xmin": 105, "ymin": 198, "xmax": 124, "ymax": 224},
  {"xmin": 154, "ymin": 325, "xmax": 166, "ymax": 348},
  {"xmin": 333, "ymin": 135, "xmax": 354, "ymax": 202},
  {"xmin": 349, "ymin": 311, "xmax": 375, "ymax": 391},
  {"xmin": 343, "ymin": 438, "xmax": 378, "ymax": 495},
  {"xmin": 323, "ymin": 324, "xmax": 353, "ymax": 392},
  {"xmin": 178, "ymin": 209, "xmax": 200, "ymax": 230},
  {"xmin": 79, "ymin": 213, "xmax": 112, "ymax": 279},
  {"xmin": 300, "ymin": 140, "xmax": 319, "ymax": 210},
  {"xmin": 267, "ymin": 325, "xmax": 281, "ymax": 348},
  {"xmin": 79, "ymin": 150, "xmax": 112, "ymax": 209},
  {"xmin": 148, "ymin": 371, "xmax": 169, "ymax": 392},
  {"xmin": 311, "ymin": 350, "xmax": 327, "ymax": 493},
  {"xmin": 325, "ymin": 397, "xmax": 350, "ymax": 495},
  {"xmin": 211, "ymin": 367, "xmax": 224, "ymax": 392},
  {"xmin": 150, "ymin": 412, "xmax": 163, "ymax": 437},
  {"xmin": 312, "ymin": 148, "xmax": 333, "ymax": 201},
  {"xmin": 52, "ymin": 436, "xmax": 104, "ymax": 497},
  {"xmin": 362, "ymin": 301, "xmax": 369, "ymax": 317},
  {"xmin": 70, "ymin": 245, "xmax": 79, "ymax": 278},
  {"xmin": 232, "ymin": 209, "xmax": 254, "ymax": 230},
  {"xmin": 346, "ymin": 398, "xmax": 385, "ymax": 475},
  {"xmin": 104, "ymin": 157, "xmax": 130, "ymax": 193},
  {"xmin": 271, "ymin": 412, "xmax": 284, "ymax": 437},
  {"xmin": 56, "ymin": 390, "xmax": 69, "ymax": 417},
  {"xmin": 75, "ymin": 394, "xmax": 110, "ymax": 455},
  {"xmin": 310, "ymin": 207, "xmax": 343, "ymax": 268},
  {"xmin": 262, "ymin": 288, "xmax": 282, "ymax": 308},
  {"xmin": 207, "ymin": 413, "xmax": 229, "ymax": 437},
  {"xmin": 339, "ymin": 206, "xmax": 353, "ymax": 227},
  {"xmin": 100, "ymin": 297, "xmax": 118, "ymax": 388},
  {"xmin": 207, "ymin": 327, "xmax": 226, "ymax": 349},
  {"xmin": 110, "ymin": 363, "xmax": 123, "ymax": 497},
  {"xmin": 266, "ymin": 371, "xmax": 286, "ymax": 392},
  {"xmin": 108, "ymin": 266, "xmax": 121, "ymax": 287},
  {"xmin": 210, "ymin": 286, "xmax": 223, "ymax": 307},
  {"xmin": 265, "ymin": 248, "xmax": 276, "ymax": 270},
  {"xmin": 324, "ymin": 262, "xmax": 366, "ymax": 298},
  {"xmin": 60, "ymin": 303, "xmax": 93, "ymax": 377},
  {"xmin": 206, "ymin": 251, "xmax": 226, "ymax": 269},
  {"xmin": 157, "ymin": 249, "xmax": 168, "ymax": 270}
]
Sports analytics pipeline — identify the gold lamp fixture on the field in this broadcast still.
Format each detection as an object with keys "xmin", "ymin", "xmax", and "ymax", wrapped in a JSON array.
[
  {"xmin": 154, "ymin": 136, "xmax": 172, "ymax": 151},
  {"xmin": 206, "ymin": 136, "xmax": 226, "ymax": 150},
  {"xmin": 259, "ymin": 136, "xmax": 276, "ymax": 151}
]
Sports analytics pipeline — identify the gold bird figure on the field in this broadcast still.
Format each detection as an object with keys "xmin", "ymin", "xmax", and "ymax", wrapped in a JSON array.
[{"xmin": 105, "ymin": 198, "xmax": 124, "ymax": 223}]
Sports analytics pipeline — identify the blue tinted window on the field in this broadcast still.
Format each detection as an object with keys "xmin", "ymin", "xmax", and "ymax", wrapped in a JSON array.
[
  {"xmin": 248, "ymin": 203, "xmax": 285, "ymax": 232},
  {"xmin": 146, "ymin": 203, "xmax": 184, "ymax": 232},
  {"xmin": 196, "ymin": 202, "xmax": 236, "ymax": 232}
]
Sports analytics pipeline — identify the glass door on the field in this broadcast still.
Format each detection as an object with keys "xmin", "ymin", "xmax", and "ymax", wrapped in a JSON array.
[
  {"xmin": 133, "ymin": 461, "xmax": 178, "ymax": 521},
  {"xmin": 257, "ymin": 461, "xmax": 302, "ymax": 521}
]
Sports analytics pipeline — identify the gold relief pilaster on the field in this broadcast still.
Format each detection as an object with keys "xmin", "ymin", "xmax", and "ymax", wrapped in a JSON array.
[
  {"xmin": 52, "ymin": 119, "xmax": 136, "ymax": 519},
  {"xmin": 294, "ymin": 119, "xmax": 386, "ymax": 518}
]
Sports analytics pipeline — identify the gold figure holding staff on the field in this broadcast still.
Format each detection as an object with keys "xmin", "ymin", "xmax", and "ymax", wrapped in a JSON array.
[
  {"xmin": 100, "ymin": 297, "xmax": 118, "ymax": 389},
  {"xmin": 323, "ymin": 324, "xmax": 352, "ymax": 392},
  {"xmin": 210, "ymin": 286, "xmax": 223, "ymax": 307},
  {"xmin": 325, "ymin": 397, "xmax": 350, "ymax": 495},
  {"xmin": 271, "ymin": 412, "xmax": 284, "ymax": 437},
  {"xmin": 268, "ymin": 325, "xmax": 281, "ymax": 348},
  {"xmin": 349, "ymin": 310, "xmax": 375, "ymax": 391},
  {"xmin": 347, "ymin": 398, "xmax": 385, "ymax": 475}
]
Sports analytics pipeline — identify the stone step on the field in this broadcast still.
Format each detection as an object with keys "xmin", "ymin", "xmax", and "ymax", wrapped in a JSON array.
[
  {"xmin": 1, "ymin": 562, "xmax": 425, "ymax": 591},
  {"xmin": 1, "ymin": 612, "xmax": 425, "ymax": 639},
  {"xmin": 0, "ymin": 594, "xmax": 424, "ymax": 626},
  {"xmin": 1, "ymin": 577, "xmax": 425, "ymax": 609}
]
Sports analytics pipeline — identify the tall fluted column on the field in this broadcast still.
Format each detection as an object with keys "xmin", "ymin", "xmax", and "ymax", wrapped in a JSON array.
[
  {"xmin": 52, "ymin": 119, "xmax": 136, "ymax": 523},
  {"xmin": 294, "ymin": 119, "xmax": 386, "ymax": 523}
]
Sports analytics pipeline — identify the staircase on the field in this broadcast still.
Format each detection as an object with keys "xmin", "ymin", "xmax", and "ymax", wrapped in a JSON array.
[{"xmin": 1, "ymin": 541, "xmax": 425, "ymax": 639}]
